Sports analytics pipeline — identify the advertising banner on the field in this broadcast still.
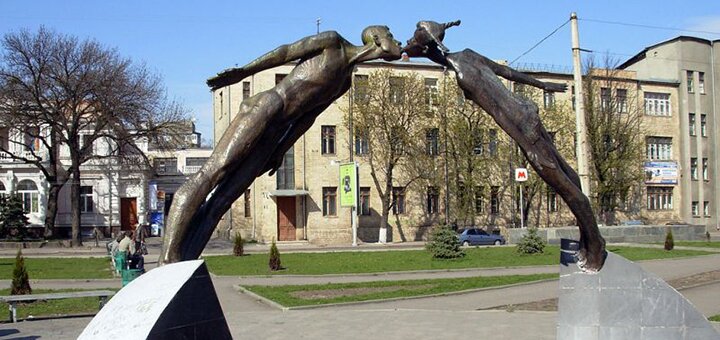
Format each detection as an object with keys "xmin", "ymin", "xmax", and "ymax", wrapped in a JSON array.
[
  {"xmin": 339, "ymin": 162, "xmax": 357, "ymax": 207},
  {"xmin": 644, "ymin": 161, "xmax": 678, "ymax": 184}
]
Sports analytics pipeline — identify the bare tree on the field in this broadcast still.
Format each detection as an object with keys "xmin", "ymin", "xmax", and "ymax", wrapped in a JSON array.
[
  {"xmin": 347, "ymin": 70, "xmax": 436, "ymax": 242},
  {"xmin": 0, "ymin": 27, "xmax": 187, "ymax": 245},
  {"xmin": 583, "ymin": 56, "xmax": 645, "ymax": 225}
]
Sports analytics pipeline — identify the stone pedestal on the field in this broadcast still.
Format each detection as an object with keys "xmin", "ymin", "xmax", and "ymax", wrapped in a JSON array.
[
  {"xmin": 79, "ymin": 260, "xmax": 231, "ymax": 340},
  {"xmin": 557, "ymin": 239, "xmax": 719, "ymax": 339}
]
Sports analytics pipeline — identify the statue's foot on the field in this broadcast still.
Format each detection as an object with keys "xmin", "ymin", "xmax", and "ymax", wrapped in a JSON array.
[{"xmin": 576, "ymin": 247, "xmax": 607, "ymax": 273}]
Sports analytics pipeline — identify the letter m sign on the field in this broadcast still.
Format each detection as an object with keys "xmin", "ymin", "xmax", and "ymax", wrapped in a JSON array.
[{"xmin": 515, "ymin": 168, "xmax": 528, "ymax": 182}]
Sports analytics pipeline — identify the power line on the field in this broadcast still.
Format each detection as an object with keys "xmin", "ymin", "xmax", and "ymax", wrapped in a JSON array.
[
  {"xmin": 580, "ymin": 18, "xmax": 720, "ymax": 36},
  {"xmin": 510, "ymin": 19, "xmax": 570, "ymax": 66}
]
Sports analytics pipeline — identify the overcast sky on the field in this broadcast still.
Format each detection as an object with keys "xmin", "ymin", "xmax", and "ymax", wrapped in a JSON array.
[{"xmin": 2, "ymin": 0, "xmax": 719, "ymax": 144}]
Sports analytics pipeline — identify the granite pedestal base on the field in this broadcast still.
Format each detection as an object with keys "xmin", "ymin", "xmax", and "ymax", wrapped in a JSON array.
[
  {"xmin": 557, "ymin": 239, "xmax": 719, "ymax": 339},
  {"xmin": 79, "ymin": 260, "xmax": 231, "ymax": 340}
]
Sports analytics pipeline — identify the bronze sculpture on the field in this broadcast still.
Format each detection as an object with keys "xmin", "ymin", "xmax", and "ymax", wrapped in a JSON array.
[
  {"xmin": 404, "ymin": 20, "xmax": 606, "ymax": 271},
  {"xmin": 160, "ymin": 26, "xmax": 402, "ymax": 264}
]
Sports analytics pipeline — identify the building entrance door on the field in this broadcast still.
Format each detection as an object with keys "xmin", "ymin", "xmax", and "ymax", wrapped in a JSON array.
[
  {"xmin": 277, "ymin": 197, "xmax": 296, "ymax": 241},
  {"xmin": 120, "ymin": 197, "xmax": 138, "ymax": 231}
]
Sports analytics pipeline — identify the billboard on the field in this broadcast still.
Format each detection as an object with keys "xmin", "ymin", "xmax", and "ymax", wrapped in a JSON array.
[
  {"xmin": 644, "ymin": 161, "xmax": 678, "ymax": 184},
  {"xmin": 339, "ymin": 162, "xmax": 358, "ymax": 207}
]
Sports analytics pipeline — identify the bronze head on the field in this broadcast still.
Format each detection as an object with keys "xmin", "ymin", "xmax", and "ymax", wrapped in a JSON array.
[{"xmin": 404, "ymin": 20, "xmax": 460, "ymax": 57}]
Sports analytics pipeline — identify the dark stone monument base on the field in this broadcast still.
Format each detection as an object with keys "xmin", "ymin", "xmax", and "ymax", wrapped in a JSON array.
[
  {"xmin": 79, "ymin": 260, "xmax": 231, "ymax": 340},
  {"xmin": 557, "ymin": 239, "xmax": 719, "ymax": 339}
]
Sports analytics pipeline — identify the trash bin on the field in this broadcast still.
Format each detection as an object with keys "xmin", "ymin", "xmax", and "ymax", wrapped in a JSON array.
[{"xmin": 121, "ymin": 269, "xmax": 143, "ymax": 286}]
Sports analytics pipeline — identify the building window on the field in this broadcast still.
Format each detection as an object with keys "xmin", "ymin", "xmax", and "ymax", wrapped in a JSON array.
[
  {"xmin": 425, "ymin": 128, "xmax": 439, "ymax": 156},
  {"xmin": 390, "ymin": 127, "xmax": 403, "ymax": 155},
  {"xmin": 353, "ymin": 74, "xmax": 369, "ymax": 103},
  {"xmin": 392, "ymin": 187, "xmax": 405, "ymax": 215},
  {"xmin": 359, "ymin": 187, "xmax": 370, "ymax": 216},
  {"xmin": 490, "ymin": 186, "xmax": 500, "ymax": 214},
  {"xmin": 426, "ymin": 186, "xmax": 439, "ymax": 215},
  {"xmin": 687, "ymin": 71, "xmax": 694, "ymax": 93},
  {"xmin": 646, "ymin": 186, "xmax": 673, "ymax": 210},
  {"xmin": 600, "ymin": 87, "xmax": 611, "ymax": 111},
  {"xmin": 0, "ymin": 181, "xmax": 5, "ymax": 197},
  {"xmin": 543, "ymin": 91, "xmax": 555, "ymax": 109},
  {"xmin": 389, "ymin": 76, "xmax": 405, "ymax": 104},
  {"xmin": 354, "ymin": 128, "xmax": 369, "ymax": 156},
  {"xmin": 24, "ymin": 127, "xmax": 40, "ymax": 152},
  {"xmin": 322, "ymin": 187, "xmax": 337, "ymax": 216},
  {"xmin": 244, "ymin": 189, "xmax": 251, "ymax": 218},
  {"xmin": 703, "ymin": 158, "xmax": 709, "ymax": 181},
  {"xmin": 154, "ymin": 158, "xmax": 178, "ymax": 175},
  {"xmin": 488, "ymin": 129, "xmax": 498, "ymax": 156},
  {"xmin": 616, "ymin": 89, "xmax": 628, "ymax": 113},
  {"xmin": 184, "ymin": 157, "xmax": 208, "ymax": 174},
  {"xmin": 321, "ymin": 126, "xmax": 336, "ymax": 155},
  {"xmin": 704, "ymin": 201, "xmax": 710, "ymax": 217},
  {"xmin": 698, "ymin": 72, "xmax": 705, "ymax": 94},
  {"xmin": 644, "ymin": 92, "xmax": 671, "ymax": 116},
  {"xmin": 691, "ymin": 201, "xmax": 699, "ymax": 216},
  {"xmin": 276, "ymin": 148, "xmax": 295, "ymax": 190},
  {"xmin": 691, "ymin": 158, "xmax": 698, "ymax": 181},
  {"xmin": 275, "ymin": 74, "xmax": 287, "ymax": 85},
  {"xmin": 473, "ymin": 129, "xmax": 484, "ymax": 155},
  {"xmin": 80, "ymin": 186, "xmax": 94, "ymax": 213},
  {"xmin": 547, "ymin": 188, "xmax": 558, "ymax": 212},
  {"xmin": 646, "ymin": 137, "xmax": 672, "ymax": 160},
  {"xmin": 689, "ymin": 113, "xmax": 696, "ymax": 136},
  {"xmin": 242, "ymin": 81, "xmax": 251, "ymax": 100},
  {"xmin": 424, "ymin": 78, "xmax": 438, "ymax": 107},
  {"xmin": 17, "ymin": 180, "xmax": 39, "ymax": 213},
  {"xmin": 474, "ymin": 186, "xmax": 484, "ymax": 214},
  {"xmin": 700, "ymin": 114, "xmax": 707, "ymax": 137}
]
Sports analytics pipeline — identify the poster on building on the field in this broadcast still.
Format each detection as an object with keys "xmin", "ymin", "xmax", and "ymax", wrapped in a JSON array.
[
  {"xmin": 339, "ymin": 162, "xmax": 358, "ymax": 207},
  {"xmin": 644, "ymin": 161, "xmax": 678, "ymax": 184},
  {"xmin": 148, "ymin": 181, "xmax": 158, "ymax": 210},
  {"xmin": 150, "ymin": 211, "xmax": 164, "ymax": 236}
]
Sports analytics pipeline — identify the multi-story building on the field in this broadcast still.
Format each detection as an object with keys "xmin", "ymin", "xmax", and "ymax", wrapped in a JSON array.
[
  {"xmin": 620, "ymin": 36, "xmax": 719, "ymax": 230},
  {"xmin": 0, "ymin": 121, "xmax": 210, "ymax": 237},
  {"xmin": 212, "ymin": 36, "xmax": 711, "ymax": 245}
]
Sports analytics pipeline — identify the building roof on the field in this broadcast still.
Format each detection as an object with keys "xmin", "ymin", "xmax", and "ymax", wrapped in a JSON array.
[{"xmin": 618, "ymin": 35, "xmax": 715, "ymax": 70}]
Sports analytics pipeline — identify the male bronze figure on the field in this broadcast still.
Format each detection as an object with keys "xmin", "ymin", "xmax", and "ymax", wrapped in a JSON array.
[
  {"xmin": 160, "ymin": 26, "xmax": 402, "ymax": 263},
  {"xmin": 404, "ymin": 20, "xmax": 606, "ymax": 271}
]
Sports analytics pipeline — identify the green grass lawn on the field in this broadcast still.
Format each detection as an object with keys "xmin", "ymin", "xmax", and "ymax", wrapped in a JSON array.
[
  {"xmin": 0, "ymin": 288, "xmax": 116, "ymax": 320},
  {"xmin": 710, "ymin": 314, "xmax": 720, "ymax": 322},
  {"xmin": 205, "ymin": 245, "xmax": 713, "ymax": 276},
  {"xmin": 671, "ymin": 241, "xmax": 720, "ymax": 249},
  {"xmin": 244, "ymin": 273, "xmax": 556, "ymax": 307},
  {"xmin": 0, "ymin": 257, "xmax": 113, "ymax": 280}
]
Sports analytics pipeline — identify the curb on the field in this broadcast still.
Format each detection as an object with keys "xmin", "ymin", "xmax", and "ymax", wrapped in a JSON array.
[{"xmin": 235, "ymin": 277, "xmax": 559, "ymax": 311}]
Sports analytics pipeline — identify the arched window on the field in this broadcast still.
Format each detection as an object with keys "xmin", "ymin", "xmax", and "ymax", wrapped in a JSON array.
[{"xmin": 17, "ymin": 180, "xmax": 39, "ymax": 213}]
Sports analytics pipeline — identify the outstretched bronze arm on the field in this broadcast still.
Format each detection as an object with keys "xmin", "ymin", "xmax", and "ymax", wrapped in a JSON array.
[{"xmin": 207, "ymin": 31, "xmax": 348, "ymax": 90}]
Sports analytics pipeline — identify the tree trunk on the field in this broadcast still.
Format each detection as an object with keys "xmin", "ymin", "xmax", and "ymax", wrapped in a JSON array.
[
  {"xmin": 43, "ymin": 184, "xmax": 62, "ymax": 239},
  {"xmin": 378, "ymin": 164, "xmax": 394, "ymax": 243},
  {"xmin": 69, "ymin": 163, "xmax": 82, "ymax": 247}
]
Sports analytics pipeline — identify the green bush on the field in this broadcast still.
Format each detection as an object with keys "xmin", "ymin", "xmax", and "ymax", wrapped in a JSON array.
[
  {"xmin": 269, "ymin": 239, "xmax": 282, "ymax": 271},
  {"xmin": 11, "ymin": 249, "xmax": 31, "ymax": 295},
  {"xmin": 706, "ymin": 231, "xmax": 711, "ymax": 242},
  {"xmin": 664, "ymin": 229, "xmax": 674, "ymax": 251},
  {"xmin": 516, "ymin": 228, "xmax": 546, "ymax": 255},
  {"xmin": 426, "ymin": 225, "xmax": 465, "ymax": 259},
  {"xmin": 0, "ymin": 195, "xmax": 30, "ymax": 240},
  {"xmin": 233, "ymin": 232, "xmax": 245, "ymax": 256}
]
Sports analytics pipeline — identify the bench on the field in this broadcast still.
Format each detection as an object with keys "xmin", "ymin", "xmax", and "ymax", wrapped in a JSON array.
[{"xmin": 0, "ymin": 290, "xmax": 115, "ymax": 323}]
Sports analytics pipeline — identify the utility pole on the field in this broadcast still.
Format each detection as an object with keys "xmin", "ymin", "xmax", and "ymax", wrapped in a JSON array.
[
  {"xmin": 570, "ymin": 12, "xmax": 591, "ymax": 197},
  {"xmin": 316, "ymin": 18, "xmax": 321, "ymax": 34}
]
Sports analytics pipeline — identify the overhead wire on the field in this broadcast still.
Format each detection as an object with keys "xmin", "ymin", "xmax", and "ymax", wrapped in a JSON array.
[{"xmin": 509, "ymin": 19, "xmax": 570, "ymax": 66}]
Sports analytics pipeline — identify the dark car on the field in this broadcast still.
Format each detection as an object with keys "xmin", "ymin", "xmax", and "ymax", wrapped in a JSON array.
[{"xmin": 458, "ymin": 228, "xmax": 505, "ymax": 246}]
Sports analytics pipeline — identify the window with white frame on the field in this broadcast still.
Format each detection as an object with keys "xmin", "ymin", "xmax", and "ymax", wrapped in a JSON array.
[
  {"xmin": 689, "ymin": 113, "xmax": 696, "ymax": 136},
  {"xmin": 424, "ymin": 78, "xmax": 438, "ymax": 107},
  {"xmin": 426, "ymin": 186, "xmax": 439, "ymax": 215},
  {"xmin": 703, "ymin": 158, "xmax": 709, "ymax": 181},
  {"xmin": 547, "ymin": 187, "xmax": 558, "ymax": 212},
  {"xmin": 691, "ymin": 158, "xmax": 698, "ymax": 180},
  {"xmin": 359, "ymin": 187, "xmax": 370, "ymax": 216},
  {"xmin": 321, "ymin": 126, "xmax": 336, "ymax": 155},
  {"xmin": 647, "ymin": 186, "xmax": 673, "ymax": 210},
  {"xmin": 701, "ymin": 114, "xmax": 707, "ymax": 137},
  {"xmin": 543, "ymin": 91, "xmax": 555, "ymax": 109},
  {"xmin": 354, "ymin": 128, "xmax": 369, "ymax": 156},
  {"xmin": 474, "ymin": 186, "xmax": 484, "ymax": 214},
  {"xmin": 687, "ymin": 71, "xmax": 694, "ymax": 93},
  {"xmin": 322, "ymin": 187, "xmax": 337, "ymax": 217},
  {"xmin": 644, "ymin": 92, "xmax": 671, "ymax": 116},
  {"xmin": 691, "ymin": 201, "xmax": 699, "ymax": 216},
  {"xmin": 392, "ymin": 187, "xmax": 405, "ymax": 215},
  {"xmin": 600, "ymin": 87, "xmax": 611, "ymax": 111},
  {"xmin": 704, "ymin": 201, "xmax": 710, "ymax": 217},
  {"xmin": 646, "ymin": 137, "xmax": 672, "ymax": 160},
  {"xmin": 698, "ymin": 72, "xmax": 705, "ymax": 94},
  {"xmin": 490, "ymin": 186, "xmax": 500, "ymax": 214},
  {"xmin": 425, "ymin": 128, "xmax": 439, "ymax": 156},
  {"xmin": 616, "ymin": 89, "xmax": 628, "ymax": 113},
  {"xmin": 17, "ymin": 180, "xmax": 39, "ymax": 213},
  {"xmin": 80, "ymin": 186, "xmax": 94, "ymax": 213}
]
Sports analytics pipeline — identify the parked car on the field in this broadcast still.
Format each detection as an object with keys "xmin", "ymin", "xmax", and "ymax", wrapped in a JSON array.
[{"xmin": 457, "ymin": 228, "xmax": 506, "ymax": 246}]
